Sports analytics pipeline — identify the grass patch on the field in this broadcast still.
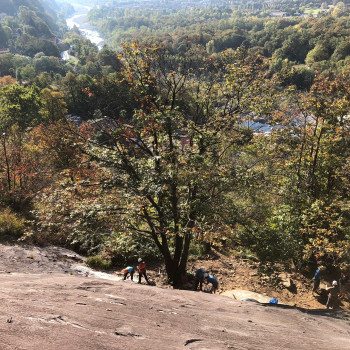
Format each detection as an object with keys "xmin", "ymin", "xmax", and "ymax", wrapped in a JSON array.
[{"xmin": 304, "ymin": 8, "xmax": 322, "ymax": 15}]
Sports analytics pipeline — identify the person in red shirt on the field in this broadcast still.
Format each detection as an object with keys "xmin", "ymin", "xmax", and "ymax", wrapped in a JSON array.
[{"xmin": 137, "ymin": 258, "xmax": 150, "ymax": 284}]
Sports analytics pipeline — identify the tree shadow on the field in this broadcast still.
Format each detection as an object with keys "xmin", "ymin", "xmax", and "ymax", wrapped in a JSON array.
[
  {"xmin": 0, "ymin": 234, "xmax": 21, "ymax": 245},
  {"xmin": 260, "ymin": 302, "xmax": 350, "ymax": 321}
]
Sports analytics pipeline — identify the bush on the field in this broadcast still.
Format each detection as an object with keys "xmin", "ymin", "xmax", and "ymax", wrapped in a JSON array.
[
  {"xmin": 26, "ymin": 176, "xmax": 122, "ymax": 253},
  {"xmin": 86, "ymin": 254, "xmax": 112, "ymax": 270},
  {"xmin": 235, "ymin": 205, "xmax": 303, "ymax": 270},
  {"xmin": 106, "ymin": 231, "xmax": 162, "ymax": 265},
  {"xmin": 188, "ymin": 242, "xmax": 211, "ymax": 260},
  {"xmin": 0, "ymin": 208, "xmax": 25, "ymax": 240}
]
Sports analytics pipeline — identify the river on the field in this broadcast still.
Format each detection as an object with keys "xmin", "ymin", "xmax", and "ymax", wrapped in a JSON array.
[{"xmin": 66, "ymin": 4, "xmax": 104, "ymax": 50}]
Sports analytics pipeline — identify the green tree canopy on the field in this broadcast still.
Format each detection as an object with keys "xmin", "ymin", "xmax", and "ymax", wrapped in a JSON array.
[{"xmin": 0, "ymin": 83, "xmax": 42, "ymax": 131}]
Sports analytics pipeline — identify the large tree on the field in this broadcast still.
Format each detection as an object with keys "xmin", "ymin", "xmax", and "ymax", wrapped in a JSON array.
[{"xmin": 80, "ymin": 42, "xmax": 276, "ymax": 285}]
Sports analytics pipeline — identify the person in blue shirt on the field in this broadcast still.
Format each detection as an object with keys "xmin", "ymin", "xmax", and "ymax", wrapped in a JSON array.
[
  {"xmin": 312, "ymin": 266, "xmax": 323, "ymax": 295},
  {"xmin": 123, "ymin": 266, "xmax": 134, "ymax": 281},
  {"xmin": 204, "ymin": 273, "xmax": 219, "ymax": 294},
  {"xmin": 194, "ymin": 266, "xmax": 206, "ymax": 291}
]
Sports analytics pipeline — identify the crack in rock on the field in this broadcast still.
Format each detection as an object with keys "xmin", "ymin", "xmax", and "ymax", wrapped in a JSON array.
[
  {"xmin": 49, "ymin": 316, "xmax": 85, "ymax": 329},
  {"xmin": 105, "ymin": 294, "xmax": 127, "ymax": 300},
  {"xmin": 110, "ymin": 301, "xmax": 126, "ymax": 306},
  {"xmin": 184, "ymin": 339, "xmax": 203, "ymax": 346},
  {"xmin": 114, "ymin": 331, "xmax": 141, "ymax": 338},
  {"xmin": 26, "ymin": 316, "xmax": 84, "ymax": 329},
  {"xmin": 26, "ymin": 316, "xmax": 109, "ymax": 335}
]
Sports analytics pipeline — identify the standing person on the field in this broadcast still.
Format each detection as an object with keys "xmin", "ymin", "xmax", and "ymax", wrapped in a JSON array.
[
  {"xmin": 194, "ymin": 266, "xmax": 206, "ymax": 291},
  {"xmin": 123, "ymin": 266, "xmax": 134, "ymax": 281},
  {"xmin": 205, "ymin": 273, "xmax": 219, "ymax": 294},
  {"xmin": 339, "ymin": 272, "xmax": 350, "ymax": 296},
  {"xmin": 137, "ymin": 258, "xmax": 149, "ymax": 284},
  {"xmin": 312, "ymin": 266, "xmax": 322, "ymax": 295},
  {"xmin": 325, "ymin": 280, "xmax": 339, "ymax": 309}
]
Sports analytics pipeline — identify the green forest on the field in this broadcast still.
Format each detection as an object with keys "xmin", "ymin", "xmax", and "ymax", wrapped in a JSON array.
[{"xmin": 0, "ymin": 0, "xmax": 349, "ymax": 285}]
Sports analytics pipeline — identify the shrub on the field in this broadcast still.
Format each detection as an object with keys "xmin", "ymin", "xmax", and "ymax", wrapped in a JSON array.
[
  {"xmin": 188, "ymin": 242, "xmax": 211, "ymax": 260},
  {"xmin": 106, "ymin": 231, "xmax": 162, "ymax": 265},
  {"xmin": 235, "ymin": 205, "xmax": 303, "ymax": 270},
  {"xmin": 86, "ymin": 254, "xmax": 112, "ymax": 270},
  {"xmin": 0, "ymin": 208, "xmax": 25, "ymax": 240},
  {"xmin": 26, "ymin": 173, "xmax": 122, "ymax": 253}
]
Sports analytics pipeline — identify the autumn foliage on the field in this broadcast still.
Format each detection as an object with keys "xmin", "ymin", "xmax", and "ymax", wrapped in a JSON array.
[{"xmin": 0, "ymin": 42, "xmax": 349, "ymax": 283}]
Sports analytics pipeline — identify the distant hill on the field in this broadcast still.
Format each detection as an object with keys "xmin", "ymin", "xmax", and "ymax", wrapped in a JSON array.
[
  {"xmin": 1, "ymin": 0, "xmax": 45, "ymax": 16},
  {"xmin": 1, "ymin": 0, "xmax": 60, "ymax": 30},
  {"xmin": 0, "ymin": 0, "xmax": 65, "ymax": 56}
]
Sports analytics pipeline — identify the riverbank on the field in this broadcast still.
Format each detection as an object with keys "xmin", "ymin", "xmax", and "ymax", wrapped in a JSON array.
[{"xmin": 66, "ymin": 4, "xmax": 104, "ymax": 49}]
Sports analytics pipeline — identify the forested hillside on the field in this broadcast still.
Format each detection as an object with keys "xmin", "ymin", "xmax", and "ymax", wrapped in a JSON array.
[
  {"xmin": 1, "ymin": 0, "xmax": 45, "ymax": 16},
  {"xmin": 88, "ymin": 0, "xmax": 349, "ymax": 89},
  {"xmin": 0, "ymin": 0, "xmax": 349, "ymax": 287},
  {"xmin": 0, "ymin": 0, "xmax": 66, "ymax": 58}
]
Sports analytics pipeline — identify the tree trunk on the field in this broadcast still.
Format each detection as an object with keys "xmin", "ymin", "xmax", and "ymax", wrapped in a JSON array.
[{"xmin": 163, "ymin": 255, "xmax": 186, "ymax": 288}]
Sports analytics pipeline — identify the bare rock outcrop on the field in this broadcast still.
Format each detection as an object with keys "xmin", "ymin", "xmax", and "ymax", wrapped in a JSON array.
[{"xmin": 0, "ymin": 244, "xmax": 350, "ymax": 349}]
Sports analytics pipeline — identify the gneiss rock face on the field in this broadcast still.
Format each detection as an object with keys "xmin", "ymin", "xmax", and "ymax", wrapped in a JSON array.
[{"xmin": 0, "ymin": 244, "xmax": 349, "ymax": 350}]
